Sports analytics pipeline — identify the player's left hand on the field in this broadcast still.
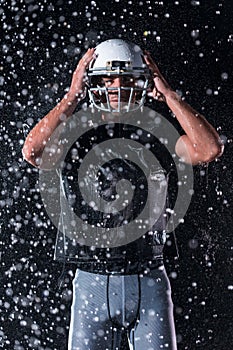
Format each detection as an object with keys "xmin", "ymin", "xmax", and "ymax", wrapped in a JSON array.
[{"xmin": 144, "ymin": 50, "xmax": 171, "ymax": 102}]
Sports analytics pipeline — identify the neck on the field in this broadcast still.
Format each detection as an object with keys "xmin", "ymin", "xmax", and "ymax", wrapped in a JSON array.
[{"xmin": 101, "ymin": 111, "xmax": 134, "ymax": 122}]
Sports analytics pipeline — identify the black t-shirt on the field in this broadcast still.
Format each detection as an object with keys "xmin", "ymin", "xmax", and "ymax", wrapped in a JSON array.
[{"xmin": 44, "ymin": 108, "xmax": 179, "ymax": 274}]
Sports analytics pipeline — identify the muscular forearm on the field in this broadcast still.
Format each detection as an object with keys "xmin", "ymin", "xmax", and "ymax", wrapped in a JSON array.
[
  {"xmin": 144, "ymin": 51, "xmax": 223, "ymax": 165},
  {"xmin": 22, "ymin": 48, "xmax": 96, "ymax": 168}
]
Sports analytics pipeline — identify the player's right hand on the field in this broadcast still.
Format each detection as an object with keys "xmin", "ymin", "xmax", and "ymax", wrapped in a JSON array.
[{"xmin": 69, "ymin": 48, "xmax": 96, "ymax": 100}]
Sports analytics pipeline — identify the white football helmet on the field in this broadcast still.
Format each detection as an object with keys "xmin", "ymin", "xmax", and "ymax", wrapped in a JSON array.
[{"xmin": 87, "ymin": 39, "xmax": 150, "ymax": 113}]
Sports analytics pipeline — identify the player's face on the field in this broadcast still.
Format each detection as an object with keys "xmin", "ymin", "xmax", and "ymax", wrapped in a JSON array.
[{"xmin": 100, "ymin": 75, "xmax": 136, "ymax": 110}]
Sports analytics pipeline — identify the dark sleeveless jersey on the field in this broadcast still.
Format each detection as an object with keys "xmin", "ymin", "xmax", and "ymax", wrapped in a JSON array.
[{"xmin": 53, "ymin": 109, "xmax": 179, "ymax": 274}]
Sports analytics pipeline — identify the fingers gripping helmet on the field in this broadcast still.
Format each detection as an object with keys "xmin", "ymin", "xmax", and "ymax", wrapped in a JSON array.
[{"xmin": 87, "ymin": 39, "xmax": 150, "ymax": 113}]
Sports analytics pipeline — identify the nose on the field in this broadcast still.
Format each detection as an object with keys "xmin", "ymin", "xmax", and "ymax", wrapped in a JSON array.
[{"xmin": 108, "ymin": 77, "xmax": 121, "ymax": 95}]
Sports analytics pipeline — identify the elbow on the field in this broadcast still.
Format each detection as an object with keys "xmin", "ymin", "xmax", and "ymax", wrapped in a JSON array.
[
  {"xmin": 195, "ymin": 142, "xmax": 224, "ymax": 165},
  {"xmin": 22, "ymin": 144, "xmax": 29, "ymax": 161},
  {"xmin": 22, "ymin": 142, "xmax": 63, "ymax": 170},
  {"xmin": 203, "ymin": 142, "xmax": 224, "ymax": 163},
  {"xmin": 175, "ymin": 136, "xmax": 224, "ymax": 165},
  {"xmin": 22, "ymin": 143, "xmax": 40, "ymax": 167},
  {"xmin": 22, "ymin": 143, "xmax": 31, "ymax": 162}
]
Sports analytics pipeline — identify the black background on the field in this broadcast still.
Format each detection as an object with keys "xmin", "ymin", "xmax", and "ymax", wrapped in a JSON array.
[{"xmin": 0, "ymin": 0, "xmax": 232, "ymax": 349}]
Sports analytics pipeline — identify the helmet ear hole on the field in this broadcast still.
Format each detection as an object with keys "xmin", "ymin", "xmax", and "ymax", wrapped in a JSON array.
[
  {"xmin": 147, "ymin": 77, "xmax": 155, "ymax": 91},
  {"xmin": 93, "ymin": 90, "xmax": 100, "ymax": 98},
  {"xmin": 89, "ymin": 76, "xmax": 102, "ymax": 88}
]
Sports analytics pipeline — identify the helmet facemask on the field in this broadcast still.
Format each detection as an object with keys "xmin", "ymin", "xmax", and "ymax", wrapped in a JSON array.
[{"xmin": 88, "ymin": 72, "xmax": 149, "ymax": 113}]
